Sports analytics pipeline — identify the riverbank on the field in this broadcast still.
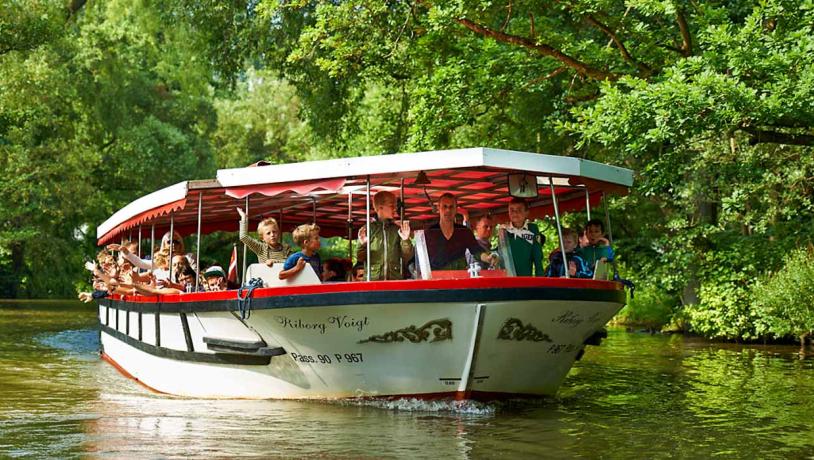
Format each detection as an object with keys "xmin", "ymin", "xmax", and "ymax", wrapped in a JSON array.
[{"xmin": 0, "ymin": 298, "xmax": 88, "ymax": 309}]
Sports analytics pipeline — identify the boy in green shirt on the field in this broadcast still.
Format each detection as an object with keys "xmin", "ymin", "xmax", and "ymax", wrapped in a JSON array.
[{"xmin": 504, "ymin": 198, "xmax": 544, "ymax": 276}]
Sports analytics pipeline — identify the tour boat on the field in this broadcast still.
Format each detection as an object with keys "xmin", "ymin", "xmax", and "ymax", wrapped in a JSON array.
[{"xmin": 94, "ymin": 147, "xmax": 633, "ymax": 400}]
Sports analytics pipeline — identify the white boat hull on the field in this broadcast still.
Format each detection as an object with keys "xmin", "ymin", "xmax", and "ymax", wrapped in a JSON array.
[{"xmin": 97, "ymin": 278, "xmax": 624, "ymax": 400}]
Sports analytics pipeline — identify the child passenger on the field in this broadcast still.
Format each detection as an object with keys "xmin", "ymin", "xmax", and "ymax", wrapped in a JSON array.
[
  {"xmin": 504, "ymin": 198, "xmax": 544, "ymax": 276},
  {"xmin": 577, "ymin": 219, "xmax": 615, "ymax": 271},
  {"xmin": 357, "ymin": 191, "xmax": 413, "ymax": 281},
  {"xmin": 237, "ymin": 207, "xmax": 291, "ymax": 265},
  {"xmin": 545, "ymin": 228, "xmax": 592, "ymax": 278},
  {"xmin": 351, "ymin": 263, "xmax": 366, "ymax": 282},
  {"xmin": 203, "ymin": 266, "xmax": 227, "ymax": 291},
  {"xmin": 279, "ymin": 223, "xmax": 322, "ymax": 280},
  {"xmin": 322, "ymin": 258, "xmax": 349, "ymax": 282}
]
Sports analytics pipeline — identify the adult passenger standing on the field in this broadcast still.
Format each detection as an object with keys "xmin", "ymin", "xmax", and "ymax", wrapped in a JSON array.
[{"xmin": 425, "ymin": 194, "xmax": 498, "ymax": 270}]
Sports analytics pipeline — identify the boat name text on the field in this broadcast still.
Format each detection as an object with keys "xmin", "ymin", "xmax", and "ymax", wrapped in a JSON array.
[
  {"xmin": 275, "ymin": 315, "xmax": 369, "ymax": 334},
  {"xmin": 551, "ymin": 311, "xmax": 602, "ymax": 328}
]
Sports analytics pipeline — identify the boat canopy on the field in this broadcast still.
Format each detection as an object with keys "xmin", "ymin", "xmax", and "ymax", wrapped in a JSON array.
[{"xmin": 96, "ymin": 147, "xmax": 633, "ymax": 245}]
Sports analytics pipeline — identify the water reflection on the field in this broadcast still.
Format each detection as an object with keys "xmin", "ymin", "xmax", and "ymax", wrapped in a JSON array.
[{"xmin": 2, "ymin": 306, "xmax": 814, "ymax": 458}]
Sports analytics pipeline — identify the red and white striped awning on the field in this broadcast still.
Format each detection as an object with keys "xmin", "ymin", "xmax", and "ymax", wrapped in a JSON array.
[{"xmin": 96, "ymin": 147, "xmax": 633, "ymax": 245}]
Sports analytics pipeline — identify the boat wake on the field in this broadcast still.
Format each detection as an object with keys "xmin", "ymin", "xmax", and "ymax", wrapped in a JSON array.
[{"xmin": 334, "ymin": 397, "xmax": 497, "ymax": 415}]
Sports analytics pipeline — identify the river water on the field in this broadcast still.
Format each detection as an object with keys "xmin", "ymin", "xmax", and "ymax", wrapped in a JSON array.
[{"xmin": 1, "ymin": 304, "xmax": 813, "ymax": 459}]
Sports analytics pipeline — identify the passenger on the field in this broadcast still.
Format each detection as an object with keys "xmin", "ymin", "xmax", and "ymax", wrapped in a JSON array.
[
  {"xmin": 203, "ymin": 265, "xmax": 227, "ymax": 291},
  {"xmin": 133, "ymin": 248, "xmax": 171, "ymax": 285},
  {"xmin": 351, "ymin": 262, "xmax": 366, "ymax": 281},
  {"xmin": 279, "ymin": 223, "xmax": 322, "ymax": 280},
  {"xmin": 236, "ymin": 207, "xmax": 291, "ymax": 265},
  {"xmin": 577, "ymin": 219, "xmax": 615, "ymax": 271},
  {"xmin": 81, "ymin": 256, "xmax": 134, "ymax": 297},
  {"xmin": 107, "ymin": 231, "xmax": 194, "ymax": 277},
  {"xmin": 545, "ymin": 228, "xmax": 592, "ymax": 278},
  {"xmin": 116, "ymin": 254, "xmax": 137, "ymax": 284},
  {"xmin": 505, "ymin": 198, "xmax": 544, "ymax": 276},
  {"xmin": 78, "ymin": 250, "xmax": 117, "ymax": 302},
  {"xmin": 425, "ymin": 193, "xmax": 498, "ymax": 270},
  {"xmin": 466, "ymin": 215, "xmax": 496, "ymax": 270},
  {"xmin": 322, "ymin": 258, "xmax": 349, "ymax": 282},
  {"xmin": 356, "ymin": 191, "xmax": 413, "ymax": 280},
  {"xmin": 131, "ymin": 267, "xmax": 200, "ymax": 295},
  {"xmin": 157, "ymin": 255, "xmax": 197, "ymax": 290}
]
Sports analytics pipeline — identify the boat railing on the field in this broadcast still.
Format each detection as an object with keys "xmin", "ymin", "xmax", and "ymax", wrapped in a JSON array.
[{"xmin": 245, "ymin": 263, "xmax": 321, "ymax": 287}]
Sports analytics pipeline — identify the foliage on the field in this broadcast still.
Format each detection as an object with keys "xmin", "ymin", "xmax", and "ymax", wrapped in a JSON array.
[
  {"xmin": 211, "ymin": 69, "xmax": 316, "ymax": 168},
  {"xmin": 0, "ymin": 0, "xmax": 216, "ymax": 297},
  {"xmin": 752, "ymin": 247, "xmax": 814, "ymax": 345},
  {"xmin": 1, "ymin": 0, "xmax": 813, "ymax": 346},
  {"xmin": 611, "ymin": 263, "xmax": 676, "ymax": 331}
]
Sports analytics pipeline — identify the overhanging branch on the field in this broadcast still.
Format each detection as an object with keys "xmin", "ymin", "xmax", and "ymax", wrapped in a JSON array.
[
  {"xmin": 675, "ymin": 8, "xmax": 692, "ymax": 57},
  {"xmin": 585, "ymin": 15, "xmax": 652, "ymax": 78},
  {"xmin": 742, "ymin": 127, "xmax": 814, "ymax": 146},
  {"xmin": 455, "ymin": 18, "xmax": 619, "ymax": 81}
]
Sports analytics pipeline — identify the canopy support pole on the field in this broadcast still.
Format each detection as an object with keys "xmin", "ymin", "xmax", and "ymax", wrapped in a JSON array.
[
  {"xmin": 168, "ymin": 213, "xmax": 175, "ymax": 281},
  {"xmin": 585, "ymin": 188, "xmax": 591, "ymax": 221},
  {"xmin": 400, "ymin": 177, "xmax": 405, "ymax": 269},
  {"xmin": 137, "ymin": 225, "xmax": 142, "ymax": 259},
  {"xmin": 347, "ymin": 192, "xmax": 353, "ymax": 262},
  {"xmin": 603, "ymin": 193, "xmax": 614, "ymax": 244},
  {"xmin": 365, "ymin": 175, "xmax": 371, "ymax": 282},
  {"xmin": 150, "ymin": 224, "xmax": 155, "ymax": 273},
  {"xmin": 195, "ymin": 192, "xmax": 203, "ymax": 292},
  {"xmin": 549, "ymin": 177, "xmax": 569, "ymax": 279},
  {"xmin": 399, "ymin": 178, "xmax": 405, "ymax": 222},
  {"xmin": 312, "ymin": 198, "xmax": 317, "ymax": 224},
  {"xmin": 242, "ymin": 196, "xmax": 249, "ymax": 284}
]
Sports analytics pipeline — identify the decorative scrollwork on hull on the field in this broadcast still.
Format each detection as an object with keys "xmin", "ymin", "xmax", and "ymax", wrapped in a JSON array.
[
  {"xmin": 358, "ymin": 319, "xmax": 452, "ymax": 344},
  {"xmin": 497, "ymin": 318, "xmax": 552, "ymax": 342}
]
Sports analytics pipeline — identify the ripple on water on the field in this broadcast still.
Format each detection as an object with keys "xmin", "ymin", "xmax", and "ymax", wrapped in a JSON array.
[
  {"xmin": 35, "ymin": 328, "xmax": 99, "ymax": 359},
  {"xmin": 5, "ymin": 309, "xmax": 814, "ymax": 458}
]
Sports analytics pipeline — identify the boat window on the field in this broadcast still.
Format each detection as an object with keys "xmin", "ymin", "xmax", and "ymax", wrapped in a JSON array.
[
  {"xmin": 413, "ymin": 230, "xmax": 432, "ymax": 280},
  {"xmin": 496, "ymin": 226, "xmax": 518, "ymax": 277}
]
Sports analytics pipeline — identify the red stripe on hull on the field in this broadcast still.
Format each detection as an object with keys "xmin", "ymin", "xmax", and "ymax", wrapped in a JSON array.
[
  {"xmin": 100, "ymin": 352, "xmax": 167, "ymax": 395},
  {"xmin": 111, "ymin": 276, "xmax": 624, "ymax": 304}
]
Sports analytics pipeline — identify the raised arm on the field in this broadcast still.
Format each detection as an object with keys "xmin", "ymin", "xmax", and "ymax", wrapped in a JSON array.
[
  {"xmin": 107, "ymin": 243, "xmax": 153, "ymax": 271},
  {"xmin": 237, "ymin": 207, "xmax": 268, "ymax": 257}
]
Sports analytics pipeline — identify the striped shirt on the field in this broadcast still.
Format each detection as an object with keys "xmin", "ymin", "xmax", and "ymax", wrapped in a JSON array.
[{"xmin": 239, "ymin": 217, "xmax": 291, "ymax": 264}]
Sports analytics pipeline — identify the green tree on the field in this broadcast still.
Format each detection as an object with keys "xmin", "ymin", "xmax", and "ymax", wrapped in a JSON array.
[
  {"xmin": 166, "ymin": 0, "xmax": 814, "ymax": 339},
  {"xmin": 753, "ymin": 247, "xmax": 814, "ymax": 349},
  {"xmin": 211, "ymin": 69, "xmax": 315, "ymax": 168},
  {"xmin": 0, "ymin": 0, "xmax": 218, "ymax": 297}
]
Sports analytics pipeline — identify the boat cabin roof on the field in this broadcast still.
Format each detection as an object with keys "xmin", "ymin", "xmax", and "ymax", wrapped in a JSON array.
[{"xmin": 96, "ymin": 147, "xmax": 633, "ymax": 245}]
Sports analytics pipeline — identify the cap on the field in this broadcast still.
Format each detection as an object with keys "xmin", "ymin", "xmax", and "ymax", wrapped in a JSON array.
[{"xmin": 204, "ymin": 265, "xmax": 226, "ymax": 278}]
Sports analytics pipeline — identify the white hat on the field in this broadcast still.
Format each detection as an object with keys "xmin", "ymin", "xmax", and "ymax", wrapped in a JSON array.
[{"xmin": 204, "ymin": 265, "xmax": 226, "ymax": 278}]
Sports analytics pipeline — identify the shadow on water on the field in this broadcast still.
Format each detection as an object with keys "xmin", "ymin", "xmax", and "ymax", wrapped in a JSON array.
[{"xmin": 2, "ymin": 305, "xmax": 814, "ymax": 458}]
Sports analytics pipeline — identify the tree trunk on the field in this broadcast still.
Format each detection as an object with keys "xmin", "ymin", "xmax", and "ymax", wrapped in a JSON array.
[{"xmin": 9, "ymin": 242, "xmax": 25, "ymax": 299}]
